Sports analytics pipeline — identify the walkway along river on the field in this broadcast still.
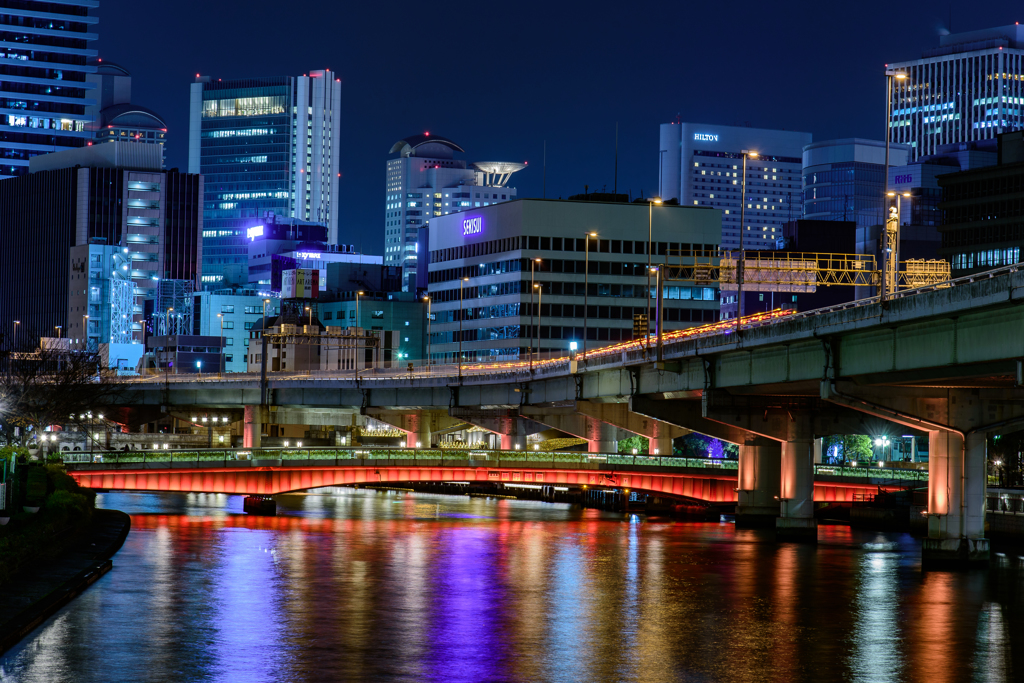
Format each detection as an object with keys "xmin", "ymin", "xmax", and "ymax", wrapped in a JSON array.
[{"xmin": 1, "ymin": 488, "xmax": 1023, "ymax": 682}]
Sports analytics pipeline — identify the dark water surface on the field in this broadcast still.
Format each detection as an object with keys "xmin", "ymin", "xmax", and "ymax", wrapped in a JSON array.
[{"xmin": 2, "ymin": 490, "xmax": 1024, "ymax": 682}]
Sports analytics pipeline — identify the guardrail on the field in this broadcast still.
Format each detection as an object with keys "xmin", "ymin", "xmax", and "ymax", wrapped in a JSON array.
[{"xmin": 61, "ymin": 448, "xmax": 929, "ymax": 483}]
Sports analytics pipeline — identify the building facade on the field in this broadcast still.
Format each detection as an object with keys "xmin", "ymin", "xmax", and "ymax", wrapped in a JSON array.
[
  {"xmin": 0, "ymin": 0, "xmax": 97, "ymax": 179},
  {"xmin": 427, "ymin": 199, "xmax": 722, "ymax": 362},
  {"xmin": 887, "ymin": 24, "xmax": 1024, "ymax": 161},
  {"xmin": 658, "ymin": 123, "xmax": 810, "ymax": 251},
  {"xmin": 85, "ymin": 60, "xmax": 167, "ymax": 166},
  {"xmin": 193, "ymin": 290, "xmax": 279, "ymax": 373},
  {"xmin": 938, "ymin": 132, "xmax": 1024, "ymax": 275},
  {"xmin": 802, "ymin": 139, "xmax": 910, "ymax": 230},
  {"xmin": 319, "ymin": 293, "xmax": 426, "ymax": 361},
  {"xmin": 189, "ymin": 71, "xmax": 341, "ymax": 288},
  {"xmin": 385, "ymin": 134, "xmax": 523, "ymax": 292},
  {"xmin": 0, "ymin": 142, "xmax": 202, "ymax": 348}
]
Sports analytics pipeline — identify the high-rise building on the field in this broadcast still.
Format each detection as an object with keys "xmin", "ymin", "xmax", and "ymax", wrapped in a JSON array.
[
  {"xmin": 802, "ymin": 139, "xmax": 910, "ymax": 230},
  {"xmin": 0, "ymin": 1, "xmax": 98, "ymax": 178},
  {"xmin": 85, "ymin": 60, "xmax": 168, "ymax": 166},
  {"xmin": 0, "ymin": 141, "xmax": 202, "ymax": 347},
  {"xmin": 887, "ymin": 24, "xmax": 1024, "ymax": 161},
  {"xmin": 189, "ymin": 71, "xmax": 341, "ymax": 288},
  {"xmin": 658, "ymin": 123, "xmax": 810, "ymax": 251},
  {"xmin": 385, "ymin": 133, "xmax": 523, "ymax": 292}
]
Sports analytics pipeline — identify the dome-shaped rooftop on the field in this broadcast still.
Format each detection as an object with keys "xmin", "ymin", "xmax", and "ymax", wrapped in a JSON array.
[{"xmin": 389, "ymin": 133, "xmax": 464, "ymax": 158}]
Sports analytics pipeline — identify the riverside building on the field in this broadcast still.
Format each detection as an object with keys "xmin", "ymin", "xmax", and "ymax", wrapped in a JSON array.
[
  {"xmin": 426, "ymin": 199, "xmax": 721, "ymax": 362},
  {"xmin": 658, "ymin": 123, "xmax": 810, "ymax": 251},
  {"xmin": 189, "ymin": 71, "xmax": 341, "ymax": 288},
  {"xmin": 887, "ymin": 24, "xmax": 1024, "ymax": 161}
]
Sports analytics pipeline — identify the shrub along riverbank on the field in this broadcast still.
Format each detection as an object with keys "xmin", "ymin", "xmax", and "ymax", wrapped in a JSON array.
[{"xmin": 0, "ymin": 448, "xmax": 96, "ymax": 585}]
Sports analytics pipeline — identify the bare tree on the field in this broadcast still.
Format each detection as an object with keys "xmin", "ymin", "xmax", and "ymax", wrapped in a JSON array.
[{"xmin": 0, "ymin": 344, "xmax": 132, "ymax": 448}]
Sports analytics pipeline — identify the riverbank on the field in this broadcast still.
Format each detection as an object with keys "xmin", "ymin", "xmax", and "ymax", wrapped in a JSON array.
[{"xmin": 0, "ymin": 508, "xmax": 131, "ymax": 656}]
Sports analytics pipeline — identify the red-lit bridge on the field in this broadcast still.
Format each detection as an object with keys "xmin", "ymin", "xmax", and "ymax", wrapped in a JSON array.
[{"xmin": 66, "ymin": 450, "xmax": 925, "ymax": 503}]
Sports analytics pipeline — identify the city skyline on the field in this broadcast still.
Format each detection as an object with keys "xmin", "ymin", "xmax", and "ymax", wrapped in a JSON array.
[{"xmin": 94, "ymin": 2, "xmax": 1021, "ymax": 253}]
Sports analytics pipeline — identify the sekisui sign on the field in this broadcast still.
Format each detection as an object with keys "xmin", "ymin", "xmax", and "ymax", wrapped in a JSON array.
[
  {"xmin": 462, "ymin": 216, "xmax": 483, "ymax": 236},
  {"xmin": 694, "ymin": 133, "xmax": 718, "ymax": 142}
]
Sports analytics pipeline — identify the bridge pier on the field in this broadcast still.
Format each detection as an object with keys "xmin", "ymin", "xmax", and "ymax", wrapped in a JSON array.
[
  {"xmin": 243, "ymin": 405, "xmax": 263, "ymax": 449},
  {"xmin": 736, "ymin": 437, "xmax": 781, "ymax": 528},
  {"xmin": 588, "ymin": 422, "xmax": 619, "ymax": 454},
  {"xmin": 777, "ymin": 419, "xmax": 816, "ymax": 543},
  {"xmin": 500, "ymin": 433, "xmax": 527, "ymax": 450}
]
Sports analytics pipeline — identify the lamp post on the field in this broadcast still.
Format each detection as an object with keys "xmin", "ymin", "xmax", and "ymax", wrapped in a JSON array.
[
  {"xmin": 885, "ymin": 191, "xmax": 912, "ymax": 295},
  {"xmin": 529, "ymin": 258, "xmax": 541, "ymax": 370},
  {"xmin": 736, "ymin": 150, "xmax": 758, "ymax": 331},
  {"xmin": 583, "ymin": 232, "xmax": 597, "ymax": 367},
  {"xmin": 646, "ymin": 198, "xmax": 662, "ymax": 352},
  {"xmin": 12, "ymin": 320, "xmax": 19, "ymax": 351},
  {"xmin": 55, "ymin": 325, "xmax": 62, "ymax": 339},
  {"xmin": 534, "ymin": 283, "xmax": 543, "ymax": 364},
  {"xmin": 883, "ymin": 68, "xmax": 908, "ymax": 300},
  {"xmin": 458, "ymin": 278, "xmax": 468, "ymax": 380},
  {"xmin": 166, "ymin": 307, "xmax": 173, "ymax": 336},
  {"xmin": 650, "ymin": 267, "xmax": 663, "ymax": 361},
  {"xmin": 82, "ymin": 314, "xmax": 88, "ymax": 349},
  {"xmin": 305, "ymin": 306, "xmax": 312, "ymax": 328},
  {"xmin": 217, "ymin": 313, "xmax": 224, "ymax": 375},
  {"xmin": 423, "ymin": 295, "xmax": 431, "ymax": 368}
]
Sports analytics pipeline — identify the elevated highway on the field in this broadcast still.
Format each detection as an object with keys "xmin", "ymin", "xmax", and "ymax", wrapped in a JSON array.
[{"xmin": 103, "ymin": 265, "xmax": 1024, "ymax": 564}]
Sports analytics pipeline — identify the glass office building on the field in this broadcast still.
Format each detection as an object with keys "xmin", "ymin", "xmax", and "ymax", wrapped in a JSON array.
[
  {"xmin": 0, "ymin": 0, "xmax": 98, "ymax": 178},
  {"xmin": 189, "ymin": 71, "xmax": 341, "ymax": 289},
  {"xmin": 802, "ymin": 139, "xmax": 910, "ymax": 231}
]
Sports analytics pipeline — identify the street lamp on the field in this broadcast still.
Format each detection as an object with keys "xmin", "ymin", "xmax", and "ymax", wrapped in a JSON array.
[
  {"xmin": 196, "ymin": 360, "xmax": 202, "ymax": 376},
  {"xmin": 82, "ymin": 314, "xmax": 88, "ymax": 348},
  {"xmin": 217, "ymin": 313, "xmax": 224, "ymax": 375},
  {"xmin": 646, "ymin": 198, "xmax": 662, "ymax": 352},
  {"xmin": 883, "ymin": 68, "xmax": 909, "ymax": 300},
  {"xmin": 305, "ymin": 306, "xmax": 312, "ymax": 328},
  {"xmin": 55, "ymin": 325, "xmax": 62, "ymax": 339},
  {"xmin": 12, "ymin": 320, "xmax": 19, "ymax": 351},
  {"xmin": 458, "ymin": 278, "xmax": 468, "ymax": 379},
  {"xmin": 355, "ymin": 291, "xmax": 362, "ymax": 330},
  {"xmin": 736, "ymin": 150, "xmax": 758, "ymax": 331},
  {"xmin": 650, "ymin": 267, "xmax": 663, "ymax": 361},
  {"xmin": 530, "ymin": 258, "xmax": 541, "ymax": 369},
  {"xmin": 583, "ymin": 232, "xmax": 597, "ymax": 367},
  {"xmin": 166, "ymin": 307, "xmax": 174, "ymax": 336}
]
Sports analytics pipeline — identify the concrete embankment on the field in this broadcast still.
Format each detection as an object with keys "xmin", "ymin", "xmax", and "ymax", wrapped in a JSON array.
[{"xmin": 0, "ymin": 508, "xmax": 131, "ymax": 656}]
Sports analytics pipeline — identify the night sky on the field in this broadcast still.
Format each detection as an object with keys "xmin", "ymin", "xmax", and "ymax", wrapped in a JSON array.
[{"xmin": 97, "ymin": 1, "xmax": 1019, "ymax": 253}]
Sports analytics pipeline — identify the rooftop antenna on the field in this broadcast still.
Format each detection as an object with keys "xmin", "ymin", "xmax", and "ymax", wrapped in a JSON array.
[
  {"xmin": 542, "ymin": 140, "xmax": 547, "ymax": 199},
  {"xmin": 614, "ymin": 122, "xmax": 619, "ymax": 196}
]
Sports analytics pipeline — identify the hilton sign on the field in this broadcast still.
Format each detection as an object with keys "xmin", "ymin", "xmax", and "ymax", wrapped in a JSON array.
[
  {"xmin": 693, "ymin": 133, "xmax": 719, "ymax": 142},
  {"xmin": 462, "ymin": 216, "xmax": 483, "ymax": 236}
]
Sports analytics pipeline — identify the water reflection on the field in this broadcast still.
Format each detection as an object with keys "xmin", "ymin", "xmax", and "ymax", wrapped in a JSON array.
[{"xmin": 1, "ymin": 491, "xmax": 1024, "ymax": 682}]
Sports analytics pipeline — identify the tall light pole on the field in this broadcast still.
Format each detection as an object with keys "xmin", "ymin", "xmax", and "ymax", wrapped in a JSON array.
[
  {"xmin": 529, "ymin": 258, "xmax": 540, "ymax": 368},
  {"xmin": 883, "ymin": 69, "xmax": 908, "ymax": 300},
  {"xmin": 736, "ymin": 150, "xmax": 758, "ymax": 331},
  {"xmin": 583, "ymin": 232, "xmax": 597, "ymax": 367},
  {"xmin": 458, "ymin": 278, "xmax": 468, "ymax": 379},
  {"xmin": 650, "ymin": 267, "xmax": 663, "ymax": 361},
  {"xmin": 55, "ymin": 325, "xmax": 62, "ymax": 339},
  {"xmin": 217, "ymin": 313, "xmax": 224, "ymax": 375},
  {"xmin": 305, "ymin": 306, "xmax": 312, "ymax": 327},
  {"xmin": 355, "ymin": 291, "xmax": 362, "ymax": 329},
  {"xmin": 82, "ymin": 314, "xmax": 88, "ymax": 348},
  {"xmin": 166, "ymin": 307, "xmax": 173, "ymax": 336},
  {"xmin": 534, "ymin": 283, "xmax": 543, "ymax": 364},
  {"xmin": 885, "ymin": 191, "xmax": 912, "ymax": 295},
  {"xmin": 423, "ymin": 295, "xmax": 431, "ymax": 367},
  {"xmin": 646, "ymin": 198, "xmax": 662, "ymax": 352},
  {"xmin": 12, "ymin": 320, "xmax": 19, "ymax": 351}
]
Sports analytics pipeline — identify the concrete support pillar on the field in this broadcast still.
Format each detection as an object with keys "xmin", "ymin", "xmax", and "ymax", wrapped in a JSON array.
[
  {"xmin": 924, "ymin": 425, "xmax": 989, "ymax": 566},
  {"xmin": 651, "ymin": 436, "xmax": 674, "ymax": 456},
  {"xmin": 588, "ymin": 422, "xmax": 618, "ymax": 454},
  {"xmin": 813, "ymin": 438, "xmax": 823, "ymax": 464},
  {"xmin": 243, "ymin": 405, "xmax": 262, "ymax": 449},
  {"xmin": 406, "ymin": 424, "xmax": 432, "ymax": 448},
  {"xmin": 777, "ymin": 435, "xmax": 817, "ymax": 542},
  {"xmin": 735, "ymin": 437, "xmax": 781, "ymax": 528},
  {"xmin": 500, "ymin": 433, "xmax": 527, "ymax": 451}
]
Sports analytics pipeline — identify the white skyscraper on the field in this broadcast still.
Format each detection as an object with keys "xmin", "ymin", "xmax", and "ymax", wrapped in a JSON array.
[
  {"xmin": 887, "ymin": 24, "xmax": 1024, "ymax": 161},
  {"xmin": 384, "ymin": 133, "xmax": 524, "ymax": 291},
  {"xmin": 659, "ymin": 123, "xmax": 810, "ymax": 251}
]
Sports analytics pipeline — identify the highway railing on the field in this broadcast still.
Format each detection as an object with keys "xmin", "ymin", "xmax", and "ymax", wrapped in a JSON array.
[{"xmin": 61, "ymin": 448, "xmax": 929, "ymax": 483}]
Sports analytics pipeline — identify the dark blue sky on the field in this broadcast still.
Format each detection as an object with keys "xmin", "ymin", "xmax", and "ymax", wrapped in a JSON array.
[{"xmin": 97, "ymin": 1, "xmax": 1019, "ymax": 253}]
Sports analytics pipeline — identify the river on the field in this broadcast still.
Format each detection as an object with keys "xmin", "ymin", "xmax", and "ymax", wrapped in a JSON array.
[{"xmin": 2, "ymin": 489, "xmax": 1023, "ymax": 682}]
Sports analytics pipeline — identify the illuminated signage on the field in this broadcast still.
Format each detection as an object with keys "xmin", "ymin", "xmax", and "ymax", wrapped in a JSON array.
[
  {"xmin": 693, "ymin": 133, "xmax": 718, "ymax": 142},
  {"xmin": 462, "ymin": 216, "xmax": 483, "ymax": 236},
  {"xmin": 247, "ymin": 225, "xmax": 264, "ymax": 241},
  {"xmin": 294, "ymin": 252, "xmax": 322, "ymax": 259},
  {"xmin": 894, "ymin": 174, "xmax": 913, "ymax": 184}
]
